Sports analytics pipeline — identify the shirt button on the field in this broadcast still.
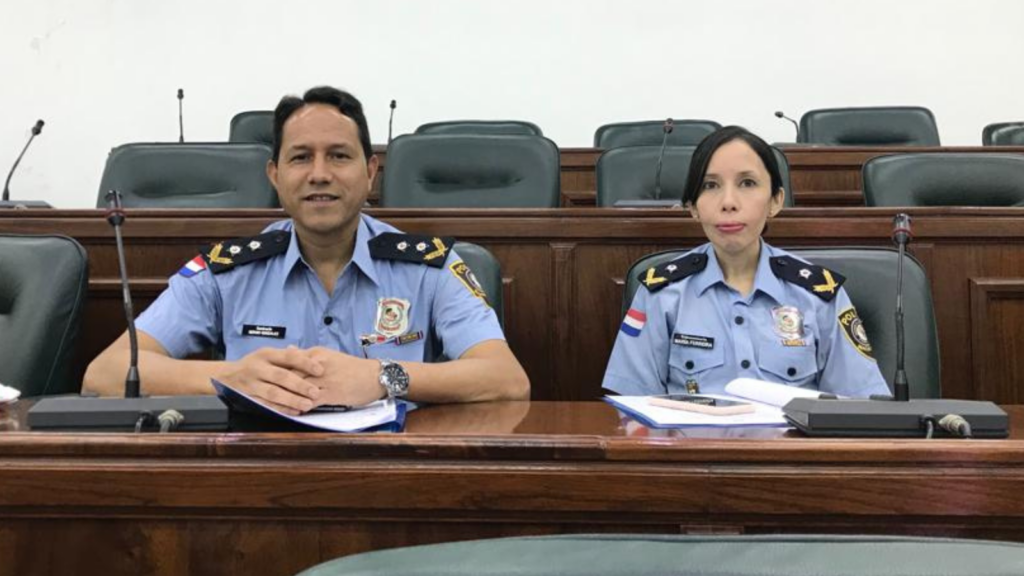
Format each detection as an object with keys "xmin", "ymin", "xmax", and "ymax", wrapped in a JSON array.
[
  {"xmin": 323, "ymin": 316, "xmax": 334, "ymax": 325},
  {"xmin": 787, "ymin": 367, "xmax": 797, "ymax": 377},
  {"xmin": 685, "ymin": 360, "xmax": 695, "ymax": 370},
  {"xmin": 741, "ymin": 359, "xmax": 751, "ymax": 369},
  {"xmin": 734, "ymin": 316, "xmax": 744, "ymax": 325}
]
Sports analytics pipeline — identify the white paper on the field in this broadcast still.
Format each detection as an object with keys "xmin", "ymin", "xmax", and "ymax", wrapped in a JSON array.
[
  {"xmin": 0, "ymin": 382, "xmax": 20, "ymax": 404},
  {"xmin": 607, "ymin": 394, "xmax": 789, "ymax": 428},
  {"xmin": 724, "ymin": 378, "xmax": 829, "ymax": 407}
]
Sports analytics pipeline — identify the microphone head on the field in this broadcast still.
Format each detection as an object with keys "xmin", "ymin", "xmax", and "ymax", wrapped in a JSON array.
[
  {"xmin": 774, "ymin": 111, "xmax": 784, "ymax": 118},
  {"xmin": 177, "ymin": 88, "xmax": 184, "ymax": 99},
  {"xmin": 32, "ymin": 119, "xmax": 44, "ymax": 135},
  {"xmin": 663, "ymin": 118, "xmax": 674, "ymax": 134},
  {"xmin": 390, "ymin": 99, "xmax": 397, "ymax": 109},
  {"xmin": 892, "ymin": 212, "xmax": 913, "ymax": 242}
]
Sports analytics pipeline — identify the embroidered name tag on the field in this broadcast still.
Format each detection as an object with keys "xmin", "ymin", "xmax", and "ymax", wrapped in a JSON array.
[
  {"xmin": 673, "ymin": 333, "xmax": 715, "ymax": 349},
  {"xmin": 242, "ymin": 324, "xmax": 287, "ymax": 339}
]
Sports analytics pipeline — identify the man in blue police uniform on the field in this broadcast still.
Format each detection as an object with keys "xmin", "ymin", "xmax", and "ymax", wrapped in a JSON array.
[
  {"xmin": 602, "ymin": 241, "xmax": 890, "ymax": 398},
  {"xmin": 84, "ymin": 86, "xmax": 529, "ymax": 413}
]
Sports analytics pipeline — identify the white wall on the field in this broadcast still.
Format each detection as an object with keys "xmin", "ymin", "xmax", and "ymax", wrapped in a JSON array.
[{"xmin": 2, "ymin": 0, "xmax": 1022, "ymax": 208}]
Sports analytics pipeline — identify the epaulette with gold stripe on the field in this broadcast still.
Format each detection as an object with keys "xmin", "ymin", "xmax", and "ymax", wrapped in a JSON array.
[
  {"xmin": 639, "ymin": 253, "xmax": 708, "ymax": 292},
  {"xmin": 769, "ymin": 256, "xmax": 846, "ymax": 302},
  {"xmin": 201, "ymin": 230, "xmax": 290, "ymax": 274},
  {"xmin": 369, "ymin": 233, "xmax": 455, "ymax": 268}
]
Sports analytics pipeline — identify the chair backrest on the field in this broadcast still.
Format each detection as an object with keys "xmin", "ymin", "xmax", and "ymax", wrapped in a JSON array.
[
  {"xmin": 799, "ymin": 107, "xmax": 940, "ymax": 146},
  {"xmin": 0, "ymin": 235, "xmax": 88, "ymax": 396},
  {"xmin": 863, "ymin": 153, "xmax": 1024, "ymax": 207},
  {"xmin": 415, "ymin": 120, "xmax": 543, "ymax": 136},
  {"xmin": 381, "ymin": 134, "xmax": 560, "ymax": 208},
  {"xmin": 983, "ymin": 122, "xmax": 1024, "ymax": 146},
  {"xmin": 622, "ymin": 247, "xmax": 939, "ymax": 398},
  {"xmin": 596, "ymin": 145, "xmax": 795, "ymax": 207},
  {"xmin": 452, "ymin": 242, "xmax": 504, "ymax": 328},
  {"xmin": 594, "ymin": 120, "xmax": 722, "ymax": 149},
  {"xmin": 229, "ymin": 111, "xmax": 274, "ymax": 146},
  {"xmin": 97, "ymin": 143, "xmax": 278, "ymax": 208},
  {"xmin": 296, "ymin": 534, "xmax": 1024, "ymax": 576}
]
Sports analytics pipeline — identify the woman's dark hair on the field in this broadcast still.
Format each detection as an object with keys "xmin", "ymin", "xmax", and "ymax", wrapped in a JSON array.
[
  {"xmin": 682, "ymin": 126, "xmax": 784, "ymax": 206},
  {"xmin": 271, "ymin": 86, "xmax": 373, "ymax": 163}
]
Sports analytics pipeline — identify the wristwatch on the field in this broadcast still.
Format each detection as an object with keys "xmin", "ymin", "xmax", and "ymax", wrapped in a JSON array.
[{"xmin": 377, "ymin": 359, "xmax": 410, "ymax": 399}]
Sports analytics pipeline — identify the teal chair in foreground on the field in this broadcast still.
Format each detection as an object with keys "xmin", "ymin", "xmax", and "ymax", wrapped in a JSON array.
[
  {"xmin": 0, "ymin": 235, "xmax": 88, "ymax": 396},
  {"xmin": 621, "ymin": 247, "xmax": 939, "ymax": 399},
  {"xmin": 296, "ymin": 534, "xmax": 1024, "ymax": 576}
]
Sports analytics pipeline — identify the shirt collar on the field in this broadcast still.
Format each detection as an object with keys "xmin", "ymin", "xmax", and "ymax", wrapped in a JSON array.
[
  {"xmin": 691, "ymin": 241, "xmax": 786, "ymax": 303},
  {"xmin": 280, "ymin": 215, "xmax": 381, "ymax": 288}
]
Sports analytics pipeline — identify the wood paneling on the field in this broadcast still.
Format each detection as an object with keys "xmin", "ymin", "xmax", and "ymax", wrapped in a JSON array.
[{"xmin": 3, "ymin": 207, "xmax": 1024, "ymax": 402}]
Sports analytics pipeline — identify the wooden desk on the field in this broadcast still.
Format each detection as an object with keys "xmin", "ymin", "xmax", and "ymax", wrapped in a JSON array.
[
  {"xmin": 2, "ymin": 400, "xmax": 1024, "ymax": 576},
  {"xmin": 2, "ymin": 207, "xmax": 1024, "ymax": 403},
  {"xmin": 371, "ymin": 146, "xmax": 1024, "ymax": 207}
]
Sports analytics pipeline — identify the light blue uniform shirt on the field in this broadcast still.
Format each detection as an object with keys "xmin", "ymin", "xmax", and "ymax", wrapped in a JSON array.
[
  {"xmin": 602, "ymin": 242, "xmax": 890, "ymax": 398},
  {"xmin": 137, "ymin": 214, "xmax": 505, "ymax": 362}
]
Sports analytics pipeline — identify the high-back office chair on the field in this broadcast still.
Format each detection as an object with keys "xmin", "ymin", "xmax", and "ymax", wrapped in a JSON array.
[
  {"xmin": 622, "ymin": 247, "xmax": 940, "ymax": 398},
  {"xmin": 0, "ymin": 235, "xmax": 88, "ymax": 396},
  {"xmin": 596, "ymin": 145, "xmax": 795, "ymax": 207},
  {"xmin": 799, "ymin": 106, "xmax": 940, "ymax": 146},
  {"xmin": 296, "ymin": 534, "xmax": 1024, "ymax": 576},
  {"xmin": 381, "ymin": 134, "xmax": 560, "ymax": 208},
  {"xmin": 415, "ymin": 120, "xmax": 543, "ymax": 136},
  {"xmin": 594, "ymin": 120, "xmax": 722, "ymax": 149},
  {"xmin": 96, "ymin": 143, "xmax": 279, "ymax": 208},
  {"xmin": 229, "ymin": 111, "xmax": 274, "ymax": 145},
  {"xmin": 863, "ymin": 154, "xmax": 1024, "ymax": 207},
  {"xmin": 983, "ymin": 122, "xmax": 1024, "ymax": 146}
]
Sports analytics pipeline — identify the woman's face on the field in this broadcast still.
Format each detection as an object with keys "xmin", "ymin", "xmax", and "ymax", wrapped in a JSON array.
[{"xmin": 688, "ymin": 139, "xmax": 785, "ymax": 260}]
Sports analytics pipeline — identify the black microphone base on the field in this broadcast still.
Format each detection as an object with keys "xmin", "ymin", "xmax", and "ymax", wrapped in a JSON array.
[
  {"xmin": 783, "ymin": 398, "xmax": 1008, "ymax": 438},
  {"xmin": 0, "ymin": 200, "xmax": 53, "ymax": 209},
  {"xmin": 27, "ymin": 395, "xmax": 228, "ymax": 431},
  {"xmin": 612, "ymin": 199, "xmax": 683, "ymax": 208}
]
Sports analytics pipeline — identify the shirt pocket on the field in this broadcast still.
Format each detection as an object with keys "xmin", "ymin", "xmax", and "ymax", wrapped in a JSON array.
[
  {"xmin": 669, "ymin": 344, "xmax": 726, "ymax": 378},
  {"xmin": 756, "ymin": 342, "xmax": 818, "ymax": 385}
]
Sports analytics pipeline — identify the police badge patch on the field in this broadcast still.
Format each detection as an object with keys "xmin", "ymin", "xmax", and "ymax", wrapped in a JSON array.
[
  {"xmin": 838, "ymin": 307, "xmax": 875, "ymax": 360},
  {"xmin": 449, "ymin": 260, "xmax": 490, "ymax": 306},
  {"xmin": 375, "ymin": 297, "xmax": 411, "ymax": 339},
  {"xmin": 771, "ymin": 306, "xmax": 804, "ymax": 339}
]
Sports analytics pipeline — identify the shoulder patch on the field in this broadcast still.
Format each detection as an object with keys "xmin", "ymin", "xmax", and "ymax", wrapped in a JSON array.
[
  {"xmin": 200, "ymin": 230, "xmax": 290, "ymax": 274},
  {"xmin": 638, "ymin": 253, "xmax": 708, "ymax": 293},
  {"xmin": 838, "ymin": 306, "xmax": 875, "ymax": 360},
  {"xmin": 369, "ymin": 233, "xmax": 455, "ymax": 268},
  {"xmin": 769, "ymin": 255, "xmax": 846, "ymax": 302}
]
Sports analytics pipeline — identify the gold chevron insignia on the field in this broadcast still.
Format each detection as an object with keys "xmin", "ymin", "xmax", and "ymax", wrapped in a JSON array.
[
  {"xmin": 207, "ymin": 242, "xmax": 234, "ymax": 265},
  {"xmin": 813, "ymin": 269, "xmax": 839, "ymax": 295},
  {"xmin": 424, "ymin": 237, "xmax": 449, "ymax": 261},
  {"xmin": 644, "ymin": 267, "xmax": 667, "ymax": 287}
]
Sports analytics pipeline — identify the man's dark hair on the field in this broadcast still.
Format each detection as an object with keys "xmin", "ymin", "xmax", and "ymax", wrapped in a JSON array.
[
  {"xmin": 682, "ymin": 125, "xmax": 785, "ymax": 206},
  {"xmin": 271, "ymin": 86, "xmax": 373, "ymax": 163}
]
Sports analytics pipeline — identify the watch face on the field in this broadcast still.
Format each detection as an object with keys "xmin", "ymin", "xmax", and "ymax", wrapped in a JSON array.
[{"xmin": 381, "ymin": 361, "xmax": 410, "ymax": 397}]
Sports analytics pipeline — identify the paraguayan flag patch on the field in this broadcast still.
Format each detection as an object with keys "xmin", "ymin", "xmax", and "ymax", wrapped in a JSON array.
[
  {"xmin": 177, "ymin": 255, "xmax": 207, "ymax": 278},
  {"xmin": 620, "ymin": 309, "xmax": 646, "ymax": 337}
]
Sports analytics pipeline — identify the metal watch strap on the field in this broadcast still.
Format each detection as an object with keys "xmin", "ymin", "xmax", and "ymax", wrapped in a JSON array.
[{"xmin": 377, "ymin": 358, "xmax": 410, "ymax": 399}]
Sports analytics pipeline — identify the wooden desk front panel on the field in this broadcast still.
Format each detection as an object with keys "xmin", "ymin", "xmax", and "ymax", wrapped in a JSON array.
[
  {"xmin": 3, "ymin": 208, "xmax": 1024, "ymax": 402},
  {"xmin": 3, "ymin": 401, "xmax": 1024, "ymax": 576}
]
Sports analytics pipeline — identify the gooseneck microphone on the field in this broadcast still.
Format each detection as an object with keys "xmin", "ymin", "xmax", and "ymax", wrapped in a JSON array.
[
  {"xmin": 774, "ymin": 110, "xmax": 800, "ymax": 141},
  {"xmin": 106, "ymin": 191, "xmax": 141, "ymax": 398},
  {"xmin": 653, "ymin": 118, "xmax": 674, "ymax": 200},
  {"xmin": 3, "ymin": 119, "xmax": 44, "ymax": 202},
  {"xmin": 387, "ymin": 99, "xmax": 397, "ymax": 145},
  {"xmin": 177, "ymin": 89, "xmax": 185, "ymax": 143},
  {"xmin": 892, "ymin": 213, "xmax": 913, "ymax": 402}
]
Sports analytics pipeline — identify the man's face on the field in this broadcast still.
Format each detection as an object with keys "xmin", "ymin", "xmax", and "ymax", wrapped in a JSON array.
[{"xmin": 267, "ymin": 103, "xmax": 379, "ymax": 239}]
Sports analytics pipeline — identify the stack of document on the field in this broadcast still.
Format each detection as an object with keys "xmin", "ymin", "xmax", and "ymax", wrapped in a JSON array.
[
  {"xmin": 213, "ymin": 379, "xmax": 405, "ymax": 432},
  {"xmin": 606, "ymin": 378, "xmax": 831, "ymax": 429}
]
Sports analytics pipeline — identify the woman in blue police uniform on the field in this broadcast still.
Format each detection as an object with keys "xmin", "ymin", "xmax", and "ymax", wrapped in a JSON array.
[
  {"xmin": 603, "ymin": 126, "xmax": 889, "ymax": 398},
  {"xmin": 84, "ymin": 87, "xmax": 529, "ymax": 413}
]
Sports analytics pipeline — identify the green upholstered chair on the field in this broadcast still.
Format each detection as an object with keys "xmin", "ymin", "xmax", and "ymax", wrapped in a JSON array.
[
  {"xmin": 381, "ymin": 134, "xmax": 560, "ymax": 208},
  {"xmin": 596, "ymin": 145, "xmax": 795, "ymax": 208},
  {"xmin": 415, "ymin": 120, "xmax": 543, "ymax": 136},
  {"xmin": 799, "ymin": 106, "xmax": 940, "ymax": 146},
  {"xmin": 621, "ymin": 247, "xmax": 939, "ymax": 399},
  {"xmin": 0, "ymin": 235, "xmax": 88, "ymax": 396},
  {"xmin": 296, "ymin": 534, "xmax": 1024, "ymax": 576},
  {"xmin": 594, "ymin": 120, "xmax": 722, "ymax": 149},
  {"xmin": 452, "ymin": 242, "xmax": 504, "ymax": 328},
  {"xmin": 863, "ymin": 153, "xmax": 1024, "ymax": 206},
  {"xmin": 96, "ymin": 143, "xmax": 278, "ymax": 208},
  {"xmin": 229, "ymin": 110, "xmax": 274, "ymax": 145},
  {"xmin": 982, "ymin": 122, "xmax": 1024, "ymax": 146}
]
